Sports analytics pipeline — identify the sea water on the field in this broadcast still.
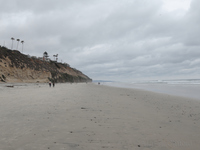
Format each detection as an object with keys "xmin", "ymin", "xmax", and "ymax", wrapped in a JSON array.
[{"xmin": 95, "ymin": 79, "xmax": 200, "ymax": 100}]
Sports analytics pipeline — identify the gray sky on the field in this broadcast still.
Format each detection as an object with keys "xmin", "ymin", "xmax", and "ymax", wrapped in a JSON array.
[{"xmin": 0, "ymin": 0, "xmax": 199, "ymax": 81}]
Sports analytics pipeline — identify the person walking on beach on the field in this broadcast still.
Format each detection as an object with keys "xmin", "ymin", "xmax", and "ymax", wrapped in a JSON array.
[
  {"xmin": 49, "ymin": 82, "xmax": 51, "ymax": 87},
  {"xmin": 53, "ymin": 81, "xmax": 55, "ymax": 87}
]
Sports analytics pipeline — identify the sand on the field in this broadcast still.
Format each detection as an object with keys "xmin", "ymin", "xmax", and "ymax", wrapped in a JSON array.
[{"xmin": 0, "ymin": 83, "xmax": 200, "ymax": 150}]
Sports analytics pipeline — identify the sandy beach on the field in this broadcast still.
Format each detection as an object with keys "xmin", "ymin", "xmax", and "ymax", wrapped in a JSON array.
[{"xmin": 0, "ymin": 83, "xmax": 200, "ymax": 150}]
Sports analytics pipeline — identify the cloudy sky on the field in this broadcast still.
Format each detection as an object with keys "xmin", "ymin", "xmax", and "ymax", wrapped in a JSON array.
[{"xmin": 0, "ymin": 0, "xmax": 199, "ymax": 81}]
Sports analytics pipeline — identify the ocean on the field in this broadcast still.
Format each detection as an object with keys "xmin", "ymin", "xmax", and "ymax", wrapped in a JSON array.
[{"xmin": 94, "ymin": 79, "xmax": 200, "ymax": 100}]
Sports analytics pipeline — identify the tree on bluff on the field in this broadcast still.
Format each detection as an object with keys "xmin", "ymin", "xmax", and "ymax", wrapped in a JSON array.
[
  {"xmin": 16, "ymin": 39, "xmax": 20, "ymax": 50},
  {"xmin": 43, "ymin": 51, "xmax": 49, "ymax": 61},
  {"xmin": 21, "ymin": 40, "xmax": 24, "ymax": 53},
  {"xmin": 11, "ymin": 37, "xmax": 15, "ymax": 50}
]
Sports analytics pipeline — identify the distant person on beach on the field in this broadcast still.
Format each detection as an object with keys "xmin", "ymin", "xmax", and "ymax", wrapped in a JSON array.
[
  {"xmin": 53, "ymin": 82, "xmax": 55, "ymax": 87},
  {"xmin": 49, "ymin": 82, "xmax": 51, "ymax": 87}
]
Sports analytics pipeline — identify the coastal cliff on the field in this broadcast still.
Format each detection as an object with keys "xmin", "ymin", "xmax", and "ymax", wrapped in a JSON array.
[{"xmin": 0, "ymin": 46, "xmax": 92, "ymax": 83}]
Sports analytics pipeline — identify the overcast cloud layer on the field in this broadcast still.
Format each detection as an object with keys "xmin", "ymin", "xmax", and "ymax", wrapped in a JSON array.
[{"xmin": 0, "ymin": 0, "xmax": 199, "ymax": 81}]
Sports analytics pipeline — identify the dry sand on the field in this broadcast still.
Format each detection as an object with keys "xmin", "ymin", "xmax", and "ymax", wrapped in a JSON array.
[{"xmin": 0, "ymin": 83, "xmax": 200, "ymax": 150}]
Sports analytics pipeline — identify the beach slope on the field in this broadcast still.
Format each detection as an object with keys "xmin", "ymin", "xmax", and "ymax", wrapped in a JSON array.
[{"xmin": 0, "ymin": 83, "xmax": 200, "ymax": 150}]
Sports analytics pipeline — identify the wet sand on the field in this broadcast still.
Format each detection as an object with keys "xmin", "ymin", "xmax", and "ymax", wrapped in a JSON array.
[
  {"xmin": 101, "ymin": 82, "xmax": 200, "ymax": 100},
  {"xmin": 0, "ymin": 83, "xmax": 200, "ymax": 150}
]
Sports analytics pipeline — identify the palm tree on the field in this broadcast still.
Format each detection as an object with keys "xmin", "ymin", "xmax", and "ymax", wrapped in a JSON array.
[
  {"xmin": 16, "ymin": 39, "xmax": 20, "ymax": 50},
  {"xmin": 53, "ymin": 54, "xmax": 58, "ymax": 61},
  {"xmin": 55, "ymin": 54, "xmax": 58, "ymax": 62},
  {"xmin": 21, "ymin": 40, "xmax": 24, "ymax": 53},
  {"xmin": 11, "ymin": 37, "xmax": 15, "ymax": 49},
  {"xmin": 53, "ymin": 55, "xmax": 56, "ymax": 61}
]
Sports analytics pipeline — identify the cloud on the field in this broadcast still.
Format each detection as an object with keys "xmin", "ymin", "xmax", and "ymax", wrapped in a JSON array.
[{"xmin": 0, "ymin": 0, "xmax": 199, "ymax": 81}]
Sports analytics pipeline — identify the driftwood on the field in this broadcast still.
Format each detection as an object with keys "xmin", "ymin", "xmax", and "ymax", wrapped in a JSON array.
[{"xmin": 6, "ymin": 85, "xmax": 14, "ymax": 88}]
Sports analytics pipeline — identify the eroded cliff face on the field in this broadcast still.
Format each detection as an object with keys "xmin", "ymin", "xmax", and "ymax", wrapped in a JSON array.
[{"xmin": 0, "ymin": 47, "xmax": 92, "ymax": 83}]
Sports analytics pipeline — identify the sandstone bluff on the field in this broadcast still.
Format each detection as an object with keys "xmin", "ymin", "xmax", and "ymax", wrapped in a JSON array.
[{"xmin": 0, "ymin": 46, "xmax": 92, "ymax": 83}]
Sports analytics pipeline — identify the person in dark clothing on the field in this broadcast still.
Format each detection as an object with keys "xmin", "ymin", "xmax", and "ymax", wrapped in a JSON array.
[{"xmin": 49, "ymin": 82, "xmax": 51, "ymax": 87}]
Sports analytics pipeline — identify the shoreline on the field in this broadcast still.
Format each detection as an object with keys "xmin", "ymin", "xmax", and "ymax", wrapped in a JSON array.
[
  {"xmin": 0, "ymin": 83, "xmax": 200, "ymax": 149},
  {"xmin": 2, "ymin": 81, "xmax": 200, "ymax": 101}
]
